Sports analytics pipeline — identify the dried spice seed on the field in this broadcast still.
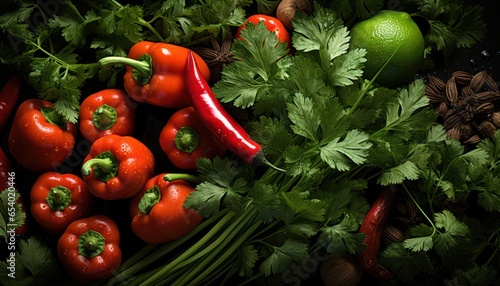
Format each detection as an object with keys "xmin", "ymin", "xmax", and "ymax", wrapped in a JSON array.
[
  {"xmin": 425, "ymin": 70, "xmax": 500, "ymax": 146},
  {"xmin": 445, "ymin": 76, "xmax": 459, "ymax": 102},
  {"xmin": 470, "ymin": 71, "xmax": 487, "ymax": 92},
  {"xmin": 453, "ymin": 71, "xmax": 473, "ymax": 85}
]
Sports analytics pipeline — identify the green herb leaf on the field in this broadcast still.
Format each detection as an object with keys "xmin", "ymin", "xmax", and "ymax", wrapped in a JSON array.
[
  {"xmin": 213, "ymin": 21, "xmax": 289, "ymax": 108},
  {"xmin": 184, "ymin": 157, "xmax": 251, "ymax": 217},
  {"xmin": 320, "ymin": 129, "xmax": 372, "ymax": 171},
  {"xmin": 379, "ymin": 242, "xmax": 432, "ymax": 282},
  {"xmin": 259, "ymin": 239, "xmax": 309, "ymax": 277},
  {"xmin": 0, "ymin": 190, "xmax": 26, "ymax": 243}
]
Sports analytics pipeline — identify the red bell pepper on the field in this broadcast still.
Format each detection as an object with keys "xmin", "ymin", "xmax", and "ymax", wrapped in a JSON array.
[
  {"xmin": 57, "ymin": 215, "xmax": 122, "ymax": 284},
  {"xmin": 130, "ymin": 173, "xmax": 202, "ymax": 244},
  {"xmin": 79, "ymin": 89, "xmax": 137, "ymax": 143},
  {"xmin": 235, "ymin": 14, "xmax": 291, "ymax": 48},
  {"xmin": 8, "ymin": 99, "xmax": 77, "ymax": 172},
  {"xmin": 0, "ymin": 147, "xmax": 28, "ymax": 235},
  {"xmin": 81, "ymin": 134, "xmax": 155, "ymax": 200},
  {"xmin": 0, "ymin": 74, "xmax": 22, "ymax": 132},
  {"xmin": 30, "ymin": 172, "xmax": 93, "ymax": 235},
  {"xmin": 159, "ymin": 106, "xmax": 227, "ymax": 170},
  {"xmin": 98, "ymin": 42, "xmax": 211, "ymax": 109}
]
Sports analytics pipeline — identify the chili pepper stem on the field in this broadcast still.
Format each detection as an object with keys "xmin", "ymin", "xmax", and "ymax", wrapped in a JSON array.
[{"xmin": 164, "ymin": 173, "xmax": 202, "ymax": 183}]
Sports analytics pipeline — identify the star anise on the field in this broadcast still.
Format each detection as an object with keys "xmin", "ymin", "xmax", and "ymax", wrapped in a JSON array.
[
  {"xmin": 425, "ymin": 70, "xmax": 500, "ymax": 145},
  {"xmin": 191, "ymin": 33, "xmax": 234, "ymax": 82}
]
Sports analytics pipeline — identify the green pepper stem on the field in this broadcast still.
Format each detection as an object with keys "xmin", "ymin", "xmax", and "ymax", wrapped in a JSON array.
[
  {"xmin": 82, "ymin": 157, "xmax": 115, "ymax": 176},
  {"xmin": 137, "ymin": 186, "xmax": 161, "ymax": 215},
  {"xmin": 164, "ymin": 173, "xmax": 202, "ymax": 183},
  {"xmin": 78, "ymin": 230, "xmax": 105, "ymax": 258},
  {"xmin": 98, "ymin": 56, "xmax": 151, "ymax": 76},
  {"xmin": 40, "ymin": 107, "xmax": 66, "ymax": 129},
  {"xmin": 174, "ymin": 126, "xmax": 200, "ymax": 153},
  {"xmin": 46, "ymin": 186, "xmax": 72, "ymax": 211},
  {"xmin": 92, "ymin": 104, "xmax": 118, "ymax": 130}
]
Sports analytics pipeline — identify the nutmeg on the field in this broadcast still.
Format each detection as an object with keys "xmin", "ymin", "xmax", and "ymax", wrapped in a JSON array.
[
  {"xmin": 276, "ymin": 0, "xmax": 313, "ymax": 31},
  {"xmin": 320, "ymin": 254, "xmax": 363, "ymax": 286},
  {"xmin": 382, "ymin": 225, "xmax": 404, "ymax": 245}
]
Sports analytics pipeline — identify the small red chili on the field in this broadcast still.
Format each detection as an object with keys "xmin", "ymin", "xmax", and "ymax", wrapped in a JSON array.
[
  {"xmin": 79, "ymin": 89, "xmax": 137, "ymax": 143},
  {"xmin": 185, "ymin": 51, "xmax": 282, "ymax": 171},
  {"xmin": 159, "ymin": 106, "xmax": 227, "ymax": 170},
  {"xmin": 356, "ymin": 185, "xmax": 398, "ymax": 281},
  {"xmin": 0, "ymin": 74, "xmax": 22, "ymax": 132},
  {"xmin": 30, "ymin": 172, "xmax": 93, "ymax": 235}
]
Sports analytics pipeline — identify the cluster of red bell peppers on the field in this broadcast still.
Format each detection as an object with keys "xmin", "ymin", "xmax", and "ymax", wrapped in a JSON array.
[{"xmin": 0, "ymin": 14, "xmax": 292, "ymax": 284}]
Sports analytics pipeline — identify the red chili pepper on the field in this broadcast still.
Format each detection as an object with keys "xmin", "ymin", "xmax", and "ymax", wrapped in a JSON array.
[
  {"xmin": 185, "ymin": 51, "xmax": 281, "ymax": 170},
  {"xmin": 57, "ymin": 215, "xmax": 122, "ymax": 284},
  {"xmin": 235, "ymin": 14, "xmax": 291, "ymax": 48},
  {"xmin": 30, "ymin": 172, "xmax": 93, "ymax": 235},
  {"xmin": 129, "ymin": 173, "xmax": 203, "ymax": 244},
  {"xmin": 0, "ymin": 74, "xmax": 22, "ymax": 132},
  {"xmin": 79, "ymin": 89, "xmax": 137, "ymax": 143},
  {"xmin": 356, "ymin": 185, "xmax": 398, "ymax": 281},
  {"xmin": 81, "ymin": 134, "xmax": 155, "ymax": 200},
  {"xmin": 0, "ymin": 147, "xmax": 28, "ymax": 235},
  {"xmin": 159, "ymin": 106, "xmax": 227, "ymax": 170},
  {"xmin": 98, "ymin": 41, "xmax": 211, "ymax": 109}
]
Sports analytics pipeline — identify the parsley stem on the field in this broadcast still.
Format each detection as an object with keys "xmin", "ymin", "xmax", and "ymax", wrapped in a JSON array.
[
  {"xmin": 138, "ymin": 18, "xmax": 166, "ymax": 42},
  {"xmin": 170, "ymin": 207, "xmax": 260, "ymax": 286},
  {"xmin": 106, "ymin": 209, "xmax": 229, "ymax": 285},
  {"xmin": 402, "ymin": 184, "xmax": 437, "ymax": 233},
  {"xmin": 138, "ymin": 210, "xmax": 238, "ymax": 285}
]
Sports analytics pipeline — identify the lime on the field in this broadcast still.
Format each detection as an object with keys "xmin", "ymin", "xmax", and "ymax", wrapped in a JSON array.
[{"xmin": 349, "ymin": 10, "xmax": 425, "ymax": 88}]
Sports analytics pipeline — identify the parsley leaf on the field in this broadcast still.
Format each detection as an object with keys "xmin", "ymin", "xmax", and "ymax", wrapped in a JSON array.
[
  {"xmin": 379, "ymin": 242, "xmax": 432, "ymax": 282},
  {"xmin": 212, "ymin": 21, "xmax": 289, "ymax": 108},
  {"xmin": 259, "ymin": 239, "xmax": 309, "ymax": 277},
  {"xmin": 184, "ymin": 157, "xmax": 251, "ymax": 217},
  {"xmin": 320, "ymin": 129, "xmax": 372, "ymax": 171},
  {"xmin": 0, "ymin": 190, "xmax": 26, "ymax": 243},
  {"xmin": 0, "ymin": 237, "xmax": 61, "ymax": 285}
]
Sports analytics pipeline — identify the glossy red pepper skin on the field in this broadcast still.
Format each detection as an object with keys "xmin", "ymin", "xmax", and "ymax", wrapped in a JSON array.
[
  {"xmin": 235, "ymin": 14, "xmax": 291, "ymax": 48},
  {"xmin": 8, "ymin": 99, "xmax": 77, "ymax": 173},
  {"xmin": 0, "ymin": 74, "xmax": 22, "ymax": 132},
  {"xmin": 81, "ymin": 134, "xmax": 155, "ymax": 200},
  {"xmin": 130, "ymin": 173, "xmax": 203, "ymax": 244},
  {"xmin": 79, "ymin": 89, "xmax": 137, "ymax": 143},
  {"xmin": 356, "ymin": 185, "xmax": 398, "ymax": 281},
  {"xmin": 30, "ymin": 172, "xmax": 93, "ymax": 235},
  {"xmin": 121, "ymin": 41, "xmax": 211, "ymax": 108},
  {"xmin": 57, "ymin": 215, "xmax": 122, "ymax": 284},
  {"xmin": 185, "ymin": 51, "xmax": 263, "ymax": 165},
  {"xmin": 159, "ymin": 106, "xmax": 227, "ymax": 170},
  {"xmin": 0, "ymin": 147, "xmax": 28, "ymax": 235}
]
